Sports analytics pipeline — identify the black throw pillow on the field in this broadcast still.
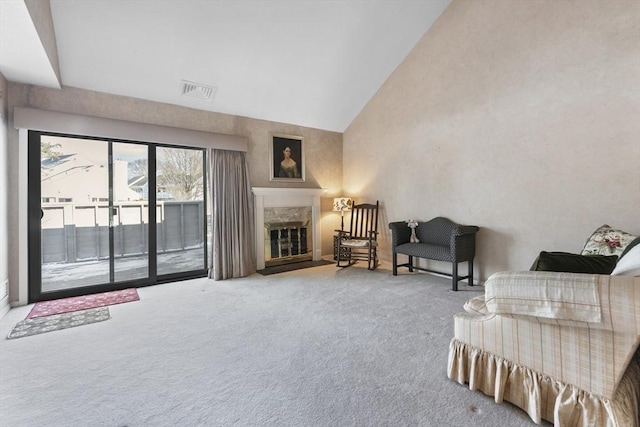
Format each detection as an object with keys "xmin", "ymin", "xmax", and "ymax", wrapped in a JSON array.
[{"xmin": 530, "ymin": 251, "xmax": 618, "ymax": 274}]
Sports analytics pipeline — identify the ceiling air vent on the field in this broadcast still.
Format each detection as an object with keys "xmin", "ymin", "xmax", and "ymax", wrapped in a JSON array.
[{"xmin": 180, "ymin": 80, "xmax": 216, "ymax": 101}]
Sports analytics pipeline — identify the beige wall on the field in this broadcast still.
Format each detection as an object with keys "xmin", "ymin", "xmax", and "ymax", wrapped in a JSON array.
[
  {"xmin": 6, "ymin": 84, "xmax": 342, "ymax": 302},
  {"xmin": 0, "ymin": 73, "xmax": 8, "ymax": 315},
  {"xmin": 344, "ymin": 0, "xmax": 640, "ymax": 281},
  {"xmin": 23, "ymin": 0, "xmax": 61, "ymax": 87}
]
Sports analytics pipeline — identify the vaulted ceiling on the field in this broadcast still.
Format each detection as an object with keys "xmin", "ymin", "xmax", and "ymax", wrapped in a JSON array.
[{"xmin": 0, "ymin": 0, "xmax": 450, "ymax": 132}]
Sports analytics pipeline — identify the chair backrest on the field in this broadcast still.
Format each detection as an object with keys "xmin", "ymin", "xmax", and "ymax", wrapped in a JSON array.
[{"xmin": 348, "ymin": 201, "xmax": 379, "ymax": 240}]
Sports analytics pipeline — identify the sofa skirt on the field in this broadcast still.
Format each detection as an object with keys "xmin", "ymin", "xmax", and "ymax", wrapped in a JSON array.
[{"xmin": 447, "ymin": 339, "xmax": 640, "ymax": 426}]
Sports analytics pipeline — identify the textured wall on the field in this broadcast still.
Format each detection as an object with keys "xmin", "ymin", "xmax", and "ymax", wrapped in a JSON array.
[
  {"xmin": 6, "ymin": 84, "xmax": 342, "ymax": 301},
  {"xmin": 344, "ymin": 0, "xmax": 640, "ymax": 280},
  {"xmin": 0, "ymin": 73, "xmax": 8, "ymax": 314}
]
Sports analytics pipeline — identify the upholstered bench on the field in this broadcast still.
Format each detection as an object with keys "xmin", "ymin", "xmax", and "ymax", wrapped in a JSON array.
[{"xmin": 389, "ymin": 217, "xmax": 479, "ymax": 291}]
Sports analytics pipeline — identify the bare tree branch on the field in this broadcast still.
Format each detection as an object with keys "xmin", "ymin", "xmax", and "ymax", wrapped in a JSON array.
[{"xmin": 157, "ymin": 148, "xmax": 203, "ymax": 201}]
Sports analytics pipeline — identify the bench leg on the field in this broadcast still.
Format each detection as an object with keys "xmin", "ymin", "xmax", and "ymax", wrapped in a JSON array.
[
  {"xmin": 392, "ymin": 252, "xmax": 398, "ymax": 275},
  {"xmin": 408, "ymin": 255, "xmax": 414, "ymax": 272},
  {"xmin": 452, "ymin": 262, "xmax": 458, "ymax": 291}
]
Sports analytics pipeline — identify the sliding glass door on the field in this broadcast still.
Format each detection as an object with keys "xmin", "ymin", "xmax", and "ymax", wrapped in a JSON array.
[
  {"xmin": 156, "ymin": 146, "xmax": 207, "ymax": 275},
  {"xmin": 113, "ymin": 142, "xmax": 150, "ymax": 282},
  {"xmin": 38, "ymin": 135, "xmax": 121, "ymax": 292},
  {"xmin": 28, "ymin": 131, "xmax": 207, "ymax": 302}
]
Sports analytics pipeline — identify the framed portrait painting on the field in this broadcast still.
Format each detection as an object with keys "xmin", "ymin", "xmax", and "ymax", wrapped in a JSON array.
[{"xmin": 269, "ymin": 133, "xmax": 305, "ymax": 182}]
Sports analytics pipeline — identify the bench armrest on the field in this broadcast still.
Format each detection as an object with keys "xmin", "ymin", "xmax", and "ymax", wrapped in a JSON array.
[
  {"xmin": 389, "ymin": 221, "xmax": 411, "ymax": 248},
  {"xmin": 454, "ymin": 225, "xmax": 479, "ymax": 236}
]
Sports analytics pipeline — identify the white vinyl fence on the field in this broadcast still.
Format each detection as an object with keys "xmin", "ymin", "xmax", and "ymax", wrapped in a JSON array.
[{"xmin": 41, "ymin": 201, "xmax": 204, "ymax": 263}]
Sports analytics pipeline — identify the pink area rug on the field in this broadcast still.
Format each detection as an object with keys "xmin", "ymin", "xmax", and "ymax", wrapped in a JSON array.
[{"xmin": 27, "ymin": 288, "xmax": 139, "ymax": 319}]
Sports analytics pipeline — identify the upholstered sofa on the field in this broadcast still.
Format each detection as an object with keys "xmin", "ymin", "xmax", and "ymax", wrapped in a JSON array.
[
  {"xmin": 448, "ymin": 271, "xmax": 640, "ymax": 426},
  {"xmin": 448, "ymin": 225, "xmax": 640, "ymax": 425}
]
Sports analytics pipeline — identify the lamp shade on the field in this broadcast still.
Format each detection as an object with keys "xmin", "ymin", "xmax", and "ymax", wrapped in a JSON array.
[{"xmin": 333, "ymin": 197, "xmax": 352, "ymax": 212}]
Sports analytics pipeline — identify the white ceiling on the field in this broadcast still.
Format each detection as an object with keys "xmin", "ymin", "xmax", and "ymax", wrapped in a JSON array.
[
  {"xmin": 1, "ymin": 0, "xmax": 451, "ymax": 132},
  {"xmin": 0, "ymin": 0, "xmax": 61, "ymax": 89}
]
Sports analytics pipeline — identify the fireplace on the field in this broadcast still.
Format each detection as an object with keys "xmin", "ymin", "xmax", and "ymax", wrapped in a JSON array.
[
  {"xmin": 264, "ymin": 206, "xmax": 312, "ymax": 266},
  {"xmin": 253, "ymin": 187, "xmax": 325, "ymax": 270}
]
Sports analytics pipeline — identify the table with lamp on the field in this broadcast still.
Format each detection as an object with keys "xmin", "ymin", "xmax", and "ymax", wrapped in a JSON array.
[{"xmin": 333, "ymin": 197, "xmax": 352, "ymax": 261}]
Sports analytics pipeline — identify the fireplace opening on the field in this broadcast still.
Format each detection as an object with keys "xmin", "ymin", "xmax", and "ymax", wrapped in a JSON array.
[
  {"xmin": 265, "ymin": 222, "xmax": 311, "ymax": 267},
  {"xmin": 264, "ymin": 206, "xmax": 312, "ymax": 267}
]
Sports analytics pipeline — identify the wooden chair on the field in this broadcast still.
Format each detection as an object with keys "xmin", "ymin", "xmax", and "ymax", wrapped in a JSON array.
[{"xmin": 336, "ymin": 201, "xmax": 379, "ymax": 270}]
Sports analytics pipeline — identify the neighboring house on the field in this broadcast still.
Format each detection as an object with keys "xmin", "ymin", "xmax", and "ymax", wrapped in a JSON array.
[
  {"xmin": 127, "ymin": 175, "xmax": 193, "ymax": 201},
  {"xmin": 127, "ymin": 175, "xmax": 149, "ymax": 200},
  {"xmin": 41, "ymin": 153, "xmax": 141, "ymax": 204}
]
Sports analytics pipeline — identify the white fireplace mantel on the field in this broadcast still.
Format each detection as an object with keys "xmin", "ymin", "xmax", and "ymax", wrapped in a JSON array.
[{"xmin": 253, "ymin": 187, "xmax": 326, "ymax": 270}]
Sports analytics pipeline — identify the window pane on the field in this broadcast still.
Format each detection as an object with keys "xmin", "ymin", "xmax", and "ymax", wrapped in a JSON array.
[
  {"xmin": 40, "ymin": 136, "xmax": 110, "ymax": 292},
  {"xmin": 113, "ymin": 143, "xmax": 149, "ymax": 282},
  {"xmin": 156, "ymin": 146, "xmax": 206, "ymax": 274}
]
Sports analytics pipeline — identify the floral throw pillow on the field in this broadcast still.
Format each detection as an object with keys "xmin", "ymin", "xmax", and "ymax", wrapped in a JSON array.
[{"xmin": 581, "ymin": 224, "xmax": 639, "ymax": 257}]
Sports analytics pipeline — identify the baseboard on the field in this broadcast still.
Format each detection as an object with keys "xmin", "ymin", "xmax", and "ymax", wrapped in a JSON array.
[
  {"xmin": 0, "ymin": 297, "xmax": 10, "ymax": 320},
  {"xmin": 0, "ymin": 278, "xmax": 7, "ymax": 301},
  {"xmin": 0, "ymin": 278, "xmax": 8, "ymax": 319}
]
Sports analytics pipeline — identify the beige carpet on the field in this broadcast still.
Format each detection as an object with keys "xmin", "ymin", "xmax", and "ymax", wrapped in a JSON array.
[{"xmin": 0, "ymin": 262, "xmax": 542, "ymax": 426}]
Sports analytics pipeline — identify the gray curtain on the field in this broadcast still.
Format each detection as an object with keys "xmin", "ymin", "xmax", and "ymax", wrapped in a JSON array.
[{"xmin": 208, "ymin": 149, "xmax": 255, "ymax": 280}]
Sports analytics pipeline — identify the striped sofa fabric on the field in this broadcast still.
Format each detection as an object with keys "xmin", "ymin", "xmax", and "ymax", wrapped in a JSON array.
[{"xmin": 448, "ymin": 271, "xmax": 640, "ymax": 426}]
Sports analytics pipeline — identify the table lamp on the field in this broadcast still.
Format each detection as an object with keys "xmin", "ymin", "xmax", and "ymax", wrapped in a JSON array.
[{"xmin": 333, "ymin": 197, "xmax": 353, "ymax": 231}]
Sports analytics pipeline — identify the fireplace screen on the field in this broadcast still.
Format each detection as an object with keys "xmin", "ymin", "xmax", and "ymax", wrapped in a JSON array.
[
  {"xmin": 264, "ymin": 207, "xmax": 312, "ymax": 267},
  {"xmin": 266, "ymin": 223, "xmax": 310, "ymax": 266}
]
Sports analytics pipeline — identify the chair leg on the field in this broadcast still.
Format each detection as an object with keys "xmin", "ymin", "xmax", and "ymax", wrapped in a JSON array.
[
  {"xmin": 371, "ymin": 247, "xmax": 375, "ymax": 270},
  {"xmin": 408, "ymin": 255, "xmax": 414, "ymax": 272},
  {"xmin": 468, "ymin": 260, "xmax": 474, "ymax": 286},
  {"xmin": 452, "ymin": 262, "xmax": 458, "ymax": 291},
  {"xmin": 368, "ymin": 248, "xmax": 377, "ymax": 270}
]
